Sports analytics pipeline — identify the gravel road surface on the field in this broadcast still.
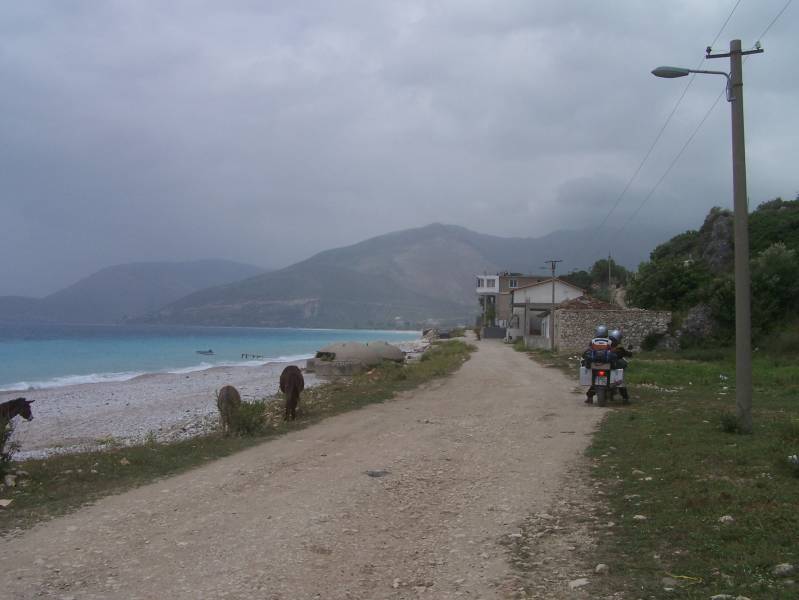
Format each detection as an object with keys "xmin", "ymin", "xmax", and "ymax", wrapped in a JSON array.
[{"xmin": 0, "ymin": 339, "xmax": 604, "ymax": 599}]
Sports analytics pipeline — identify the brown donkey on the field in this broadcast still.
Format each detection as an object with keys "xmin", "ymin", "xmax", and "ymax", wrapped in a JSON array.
[{"xmin": 279, "ymin": 366, "xmax": 304, "ymax": 421}]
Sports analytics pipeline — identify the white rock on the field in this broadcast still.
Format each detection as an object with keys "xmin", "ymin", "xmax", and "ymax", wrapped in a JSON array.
[
  {"xmin": 709, "ymin": 595, "xmax": 735, "ymax": 600},
  {"xmin": 718, "ymin": 515, "xmax": 735, "ymax": 525},
  {"xmin": 568, "ymin": 578, "xmax": 589, "ymax": 590},
  {"xmin": 633, "ymin": 514, "xmax": 648, "ymax": 521},
  {"xmin": 3, "ymin": 474, "xmax": 17, "ymax": 487},
  {"xmin": 773, "ymin": 563, "xmax": 795, "ymax": 577},
  {"xmin": 631, "ymin": 469, "xmax": 645, "ymax": 476},
  {"xmin": 595, "ymin": 563, "xmax": 609, "ymax": 575}
]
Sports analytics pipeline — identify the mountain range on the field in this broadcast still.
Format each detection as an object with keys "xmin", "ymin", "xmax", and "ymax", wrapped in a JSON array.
[
  {"xmin": 138, "ymin": 222, "xmax": 672, "ymax": 328},
  {"xmin": 0, "ymin": 223, "xmax": 673, "ymax": 328},
  {"xmin": 0, "ymin": 260, "xmax": 265, "ymax": 324}
]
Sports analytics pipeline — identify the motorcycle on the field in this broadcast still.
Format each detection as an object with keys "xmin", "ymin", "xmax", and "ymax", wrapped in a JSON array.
[{"xmin": 580, "ymin": 338, "xmax": 625, "ymax": 406}]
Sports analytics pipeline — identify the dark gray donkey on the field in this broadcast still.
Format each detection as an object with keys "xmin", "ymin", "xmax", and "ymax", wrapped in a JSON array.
[
  {"xmin": 0, "ymin": 397, "xmax": 35, "ymax": 422},
  {"xmin": 279, "ymin": 366, "xmax": 305, "ymax": 421}
]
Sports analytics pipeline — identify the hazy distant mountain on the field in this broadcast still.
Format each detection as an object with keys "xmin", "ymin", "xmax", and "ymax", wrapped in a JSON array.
[
  {"xmin": 139, "ymin": 223, "xmax": 673, "ymax": 328},
  {"xmin": 0, "ymin": 260, "xmax": 266, "ymax": 324}
]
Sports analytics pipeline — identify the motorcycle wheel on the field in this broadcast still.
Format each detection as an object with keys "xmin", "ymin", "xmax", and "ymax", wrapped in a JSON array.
[{"xmin": 596, "ymin": 387, "xmax": 608, "ymax": 407}]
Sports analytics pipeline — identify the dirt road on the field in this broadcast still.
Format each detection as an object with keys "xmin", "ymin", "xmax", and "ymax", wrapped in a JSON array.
[{"xmin": 0, "ymin": 340, "xmax": 603, "ymax": 599}]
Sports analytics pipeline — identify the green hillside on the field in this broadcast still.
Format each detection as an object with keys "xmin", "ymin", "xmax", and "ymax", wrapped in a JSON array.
[{"xmin": 627, "ymin": 197, "xmax": 799, "ymax": 343}]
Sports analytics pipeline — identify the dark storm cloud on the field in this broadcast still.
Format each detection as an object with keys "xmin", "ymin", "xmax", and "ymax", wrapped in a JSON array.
[{"xmin": 1, "ymin": 0, "xmax": 797, "ymax": 295}]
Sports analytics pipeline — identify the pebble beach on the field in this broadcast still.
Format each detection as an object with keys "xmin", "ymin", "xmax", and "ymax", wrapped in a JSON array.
[
  {"xmin": 3, "ymin": 338, "xmax": 430, "ymax": 460},
  {"xmin": 2, "ymin": 360, "xmax": 319, "ymax": 460}
]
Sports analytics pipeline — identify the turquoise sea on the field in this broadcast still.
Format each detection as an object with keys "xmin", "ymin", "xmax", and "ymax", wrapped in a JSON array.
[{"xmin": 0, "ymin": 323, "xmax": 420, "ymax": 391}]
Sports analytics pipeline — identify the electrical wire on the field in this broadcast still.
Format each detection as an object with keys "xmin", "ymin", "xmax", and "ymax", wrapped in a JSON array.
[
  {"xmin": 611, "ymin": 89, "xmax": 726, "ymax": 239},
  {"xmin": 576, "ymin": 0, "xmax": 744, "ymax": 249},
  {"xmin": 756, "ymin": 0, "xmax": 793, "ymax": 40},
  {"xmin": 597, "ymin": 0, "xmax": 793, "ymax": 248}
]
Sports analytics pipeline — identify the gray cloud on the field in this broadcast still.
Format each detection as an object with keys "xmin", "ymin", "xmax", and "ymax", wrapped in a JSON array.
[{"xmin": 1, "ymin": 0, "xmax": 797, "ymax": 296}]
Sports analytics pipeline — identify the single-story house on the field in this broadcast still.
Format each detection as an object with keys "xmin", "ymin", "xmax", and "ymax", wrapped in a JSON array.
[{"xmin": 505, "ymin": 278, "xmax": 585, "ymax": 347}]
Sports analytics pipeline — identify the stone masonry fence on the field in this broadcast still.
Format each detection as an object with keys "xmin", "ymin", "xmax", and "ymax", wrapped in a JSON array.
[{"xmin": 554, "ymin": 308, "xmax": 671, "ymax": 352}]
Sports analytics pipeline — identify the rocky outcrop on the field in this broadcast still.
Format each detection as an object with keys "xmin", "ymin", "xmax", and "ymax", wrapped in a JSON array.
[
  {"xmin": 697, "ymin": 207, "xmax": 734, "ymax": 274},
  {"xmin": 677, "ymin": 303, "xmax": 716, "ymax": 340}
]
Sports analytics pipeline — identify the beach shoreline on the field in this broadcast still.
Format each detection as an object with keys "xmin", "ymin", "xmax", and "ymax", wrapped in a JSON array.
[
  {"xmin": 3, "ymin": 338, "xmax": 429, "ymax": 460},
  {"xmin": 3, "ymin": 359, "xmax": 319, "ymax": 460}
]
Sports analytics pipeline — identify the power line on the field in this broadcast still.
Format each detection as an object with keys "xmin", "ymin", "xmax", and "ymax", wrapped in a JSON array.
[
  {"xmin": 612, "ymin": 88, "xmax": 726, "ymax": 238},
  {"xmin": 574, "ymin": 0, "xmax": 743, "ymax": 257},
  {"xmin": 608, "ymin": 0, "xmax": 793, "ymax": 240},
  {"xmin": 757, "ymin": 0, "xmax": 793, "ymax": 40}
]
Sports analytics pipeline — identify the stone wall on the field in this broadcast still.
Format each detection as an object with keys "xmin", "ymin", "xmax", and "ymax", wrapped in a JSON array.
[{"xmin": 554, "ymin": 308, "xmax": 671, "ymax": 351}]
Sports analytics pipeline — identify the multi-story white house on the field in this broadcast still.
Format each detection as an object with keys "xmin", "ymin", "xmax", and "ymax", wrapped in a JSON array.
[{"xmin": 476, "ymin": 272, "xmax": 548, "ymax": 328}]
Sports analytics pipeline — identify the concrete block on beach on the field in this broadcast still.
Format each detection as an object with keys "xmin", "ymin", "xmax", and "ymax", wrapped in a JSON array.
[{"xmin": 307, "ymin": 340, "xmax": 407, "ymax": 377}]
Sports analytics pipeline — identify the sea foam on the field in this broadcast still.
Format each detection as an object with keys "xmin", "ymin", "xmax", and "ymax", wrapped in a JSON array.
[{"xmin": 5, "ymin": 370, "xmax": 146, "ymax": 392}]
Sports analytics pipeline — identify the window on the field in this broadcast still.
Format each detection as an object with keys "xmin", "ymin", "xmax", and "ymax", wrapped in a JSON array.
[
  {"xmin": 486, "ymin": 278, "xmax": 496, "ymax": 287},
  {"xmin": 509, "ymin": 279, "xmax": 518, "ymax": 288},
  {"xmin": 477, "ymin": 278, "xmax": 484, "ymax": 288}
]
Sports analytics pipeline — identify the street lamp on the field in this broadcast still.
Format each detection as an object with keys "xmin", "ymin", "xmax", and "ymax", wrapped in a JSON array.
[
  {"xmin": 651, "ymin": 66, "xmax": 733, "ymax": 100},
  {"xmin": 652, "ymin": 40, "xmax": 762, "ymax": 433}
]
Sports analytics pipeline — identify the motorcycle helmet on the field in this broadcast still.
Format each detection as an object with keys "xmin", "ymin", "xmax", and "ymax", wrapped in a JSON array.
[
  {"xmin": 595, "ymin": 325, "xmax": 608, "ymax": 338},
  {"xmin": 609, "ymin": 329, "xmax": 622, "ymax": 343}
]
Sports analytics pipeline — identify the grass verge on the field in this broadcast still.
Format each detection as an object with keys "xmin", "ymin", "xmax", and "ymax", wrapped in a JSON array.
[
  {"xmin": 0, "ymin": 340, "xmax": 474, "ymax": 535},
  {"xmin": 524, "ymin": 346, "xmax": 799, "ymax": 598}
]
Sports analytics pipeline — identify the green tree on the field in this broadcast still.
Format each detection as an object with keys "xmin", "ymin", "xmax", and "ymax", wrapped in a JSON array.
[
  {"xmin": 749, "ymin": 198, "xmax": 799, "ymax": 255},
  {"xmin": 750, "ymin": 243, "xmax": 799, "ymax": 335},
  {"xmin": 626, "ymin": 258, "xmax": 711, "ymax": 311},
  {"xmin": 589, "ymin": 258, "xmax": 630, "ymax": 287},
  {"xmin": 650, "ymin": 229, "xmax": 700, "ymax": 262},
  {"xmin": 562, "ymin": 269, "xmax": 592, "ymax": 290}
]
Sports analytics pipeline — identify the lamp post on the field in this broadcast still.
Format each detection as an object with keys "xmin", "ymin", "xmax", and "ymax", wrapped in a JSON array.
[{"xmin": 652, "ymin": 39, "xmax": 762, "ymax": 433}]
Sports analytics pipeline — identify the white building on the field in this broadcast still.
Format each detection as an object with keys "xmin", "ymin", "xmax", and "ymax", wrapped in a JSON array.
[
  {"xmin": 506, "ymin": 278, "xmax": 584, "ymax": 347},
  {"xmin": 475, "ymin": 272, "xmax": 548, "ymax": 328}
]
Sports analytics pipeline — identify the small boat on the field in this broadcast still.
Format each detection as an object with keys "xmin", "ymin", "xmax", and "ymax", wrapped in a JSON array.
[{"xmin": 196, "ymin": 349, "xmax": 215, "ymax": 355}]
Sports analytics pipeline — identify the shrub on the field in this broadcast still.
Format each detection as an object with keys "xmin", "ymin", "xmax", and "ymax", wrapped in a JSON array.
[
  {"xmin": 232, "ymin": 400, "xmax": 269, "ymax": 436},
  {"xmin": 641, "ymin": 332, "xmax": 664, "ymax": 352},
  {"xmin": 1, "ymin": 419, "xmax": 19, "ymax": 478},
  {"xmin": 719, "ymin": 411, "xmax": 743, "ymax": 434}
]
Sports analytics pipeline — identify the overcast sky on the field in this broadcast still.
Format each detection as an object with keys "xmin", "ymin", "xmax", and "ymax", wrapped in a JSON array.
[{"xmin": 1, "ymin": 1, "xmax": 796, "ymax": 296}]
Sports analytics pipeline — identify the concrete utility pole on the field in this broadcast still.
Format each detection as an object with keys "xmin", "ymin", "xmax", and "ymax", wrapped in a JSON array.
[
  {"xmin": 544, "ymin": 259, "xmax": 562, "ymax": 350},
  {"xmin": 707, "ymin": 39, "xmax": 761, "ymax": 434},
  {"xmin": 652, "ymin": 39, "xmax": 762, "ymax": 434}
]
